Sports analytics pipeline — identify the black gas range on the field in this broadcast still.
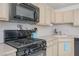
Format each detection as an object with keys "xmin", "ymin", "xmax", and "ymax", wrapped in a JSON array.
[{"xmin": 4, "ymin": 30, "xmax": 46, "ymax": 56}]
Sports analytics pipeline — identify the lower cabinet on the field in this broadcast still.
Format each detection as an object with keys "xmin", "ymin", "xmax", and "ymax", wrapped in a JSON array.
[
  {"xmin": 46, "ymin": 37, "xmax": 74, "ymax": 56},
  {"xmin": 46, "ymin": 39, "xmax": 58, "ymax": 56},
  {"xmin": 58, "ymin": 40, "xmax": 74, "ymax": 56},
  {"xmin": 46, "ymin": 46, "xmax": 53, "ymax": 56},
  {"xmin": 52, "ymin": 39, "xmax": 58, "ymax": 56},
  {"xmin": 52, "ymin": 43, "xmax": 58, "ymax": 56}
]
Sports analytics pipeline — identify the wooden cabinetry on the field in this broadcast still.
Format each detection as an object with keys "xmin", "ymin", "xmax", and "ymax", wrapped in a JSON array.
[
  {"xmin": 0, "ymin": 3, "xmax": 9, "ymax": 21},
  {"xmin": 46, "ymin": 39, "xmax": 53, "ymax": 56},
  {"xmin": 51, "ymin": 8, "xmax": 55, "ymax": 23},
  {"xmin": 45, "ymin": 5, "xmax": 51, "ymax": 25},
  {"xmin": 55, "ymin": 11, "xmax": 64, "ymax": 23},
  {"xmin": 38, "ymin": 4, "xmax": 52, "ymax": 26},
  {"xmin": 58, "ymin": 38, "xmax": 74, "ymax": 56},
  {"xmin": 52, "ymin": 39, "xmax": 58, "ymax": 56},
  {"xmin": 63, "ymin": 10, "xmax": 74, "ymax": 23},
  {"xmin": 46, "ymin": 37, "xmax": 58, "ymax": 56},
  {"xmin": 46, "ymin": 41, "xmax": 58, "ymax": 56},
  {"xmin": 74, "ymin": 9, "xmax": 79, "ymax": 26},
  {"xmin": 33, "ymin": 3, "xmax": 54, "ymax": 26},
  {"xmin": 55, "ymin": 10, "xmax": 74, "ymax": 24},
  {"xmin": 43, "ymin": 36, "xmax": 74, "ymax": 56},
  {"xmin": 34, "ymin": 4, "xmax": 45, "ymax": 25},
  {"xmin": 46, "ymin": 46, "xmax": 53, "ymax": 56}
]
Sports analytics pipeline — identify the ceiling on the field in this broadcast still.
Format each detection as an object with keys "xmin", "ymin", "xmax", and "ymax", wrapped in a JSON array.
[{"xmin": 47, "ymin": 3, "xmax": 79, "ymax": 9}]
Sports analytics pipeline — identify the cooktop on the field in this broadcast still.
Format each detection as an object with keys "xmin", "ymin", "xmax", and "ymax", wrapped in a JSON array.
[{"xmin": 5, "ymin": 38, "xmax": 44, "ymax": 48}]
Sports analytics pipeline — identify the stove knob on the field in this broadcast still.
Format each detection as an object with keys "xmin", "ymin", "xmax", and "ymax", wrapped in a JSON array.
[
  {"xmin": 24, "ymin": 49, "xmax": 30, "ymax": 55},
  {"xmin": 30, "ymin": 49, "xmax": 33, "ymax": 53},
  {"xmin": 41, "ymin": 44, "xmax": 44, "ymax": 47}
]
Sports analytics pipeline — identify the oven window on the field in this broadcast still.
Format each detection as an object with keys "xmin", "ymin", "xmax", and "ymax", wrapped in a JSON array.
[{"xmin": 16, "ymin": 5, "xmax": 34, "ymax": 19}]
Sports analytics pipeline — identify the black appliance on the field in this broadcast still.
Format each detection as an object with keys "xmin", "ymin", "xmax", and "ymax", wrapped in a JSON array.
[
  {"xmin": 9, "ymin": 3, "xmax": 39, "ymax": 23},
  {"xmin": 4, "ymin": 30, "xmax": 46, "ymax": 56},
  {"xmin": 74, "ymin": 38, "xmax": 79, "ymax": 56}
]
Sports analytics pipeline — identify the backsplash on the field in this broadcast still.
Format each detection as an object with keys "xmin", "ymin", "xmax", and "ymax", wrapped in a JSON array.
[
  {"xmin": 1, "ymin": 21, "xmax": 79, "ymax": 43},
  {"xmin": 0, "ymin": 21, "xmax": 53, "ymax": 43},
  {"xmin": 36, "ymin": 26, "xmax": 53, "ymax": 37},
  {"xmin": 52, "ymin": 24, "xmax": 79, "ymax": 37}
]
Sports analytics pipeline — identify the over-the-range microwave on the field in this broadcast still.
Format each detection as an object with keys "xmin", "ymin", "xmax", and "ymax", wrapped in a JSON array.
[{"xmin": 9, "ymin": 3, "xmax": 39, "ymax": 24}]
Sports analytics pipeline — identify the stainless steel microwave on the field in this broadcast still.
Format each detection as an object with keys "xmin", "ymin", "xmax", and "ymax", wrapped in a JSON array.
[{"xmin": 9, "ymin": 3, "xmax": 39, "ymax": 23}]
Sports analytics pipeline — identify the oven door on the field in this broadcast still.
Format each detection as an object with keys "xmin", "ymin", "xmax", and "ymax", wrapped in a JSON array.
[{"xmin": 29, "ymin": 50, "xmax": 46, "ymax": 56}]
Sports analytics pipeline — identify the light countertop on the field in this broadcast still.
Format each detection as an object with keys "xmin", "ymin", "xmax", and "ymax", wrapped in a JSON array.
[
  {"xmin": 0, "ymin": 43, "xmax": 17, "ymax": 56},
  {"xmin": 38, "ymin": 34, "xmax": 74, "ymax": 41}
]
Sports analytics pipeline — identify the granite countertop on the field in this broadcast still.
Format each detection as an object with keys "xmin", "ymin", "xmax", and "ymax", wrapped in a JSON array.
[{"xmin": 0, "ymin": 43, "xmax": 17, "ymax": 56}]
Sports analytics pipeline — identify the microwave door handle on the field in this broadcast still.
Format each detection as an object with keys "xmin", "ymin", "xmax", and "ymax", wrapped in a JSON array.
[
  {"xmin": 35, "ymin": 9, "xmax": 39, "ymax": 22},
  {"xmin": 34, "ymin": 10, "xmax": 38, "ymax": 21},
  {"xmin": 34, "ymin": 11, "xmax": 36, "ymax": 21}
]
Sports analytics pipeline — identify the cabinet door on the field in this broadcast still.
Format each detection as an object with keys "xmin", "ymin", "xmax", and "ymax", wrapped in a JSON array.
[
  {"xmin": 0, "ymin": 3, "xmax": 9, "ymax": 21},
  {"xmin": 45, "ymin": 6, "xmax": 51, "ymax": 25},
  {"xmin": 55, "ymin": 11, "xmax": 64, "ymax": 23},
  {"xmin": 46, "ymin": 46, "xmax": 53, "ymax": 56},
  {"xmin": 34, "ymin": 3, "xmax": 53, "ymax": 26},
  {"xmin": 51, "ymin": 8, "xmax": 55, "ymax": 23},
  {"xmin": 74, "ymin": 9, "xmax": 79, "ymax": 26},
  {"xmin": 63, "ymin": 10, "xmax": 74, "ymax": 23},
  {"xmin": 58, "ymin": 41, "xmax": 74, "ymax": 56},
  {"xmin": 33, "ymin": 4, "xmax": 45, "ymax": 25},
  {"xmin": 52, "ymin": 39, "xmax": 58, "ymax": 56},
  {"xmin": 38, "ymin": 4, "xmax": 46, "ymax": 25},
  {"xmin": 46, "ymin": 39, "xmax": 58, "ymax": 56}
]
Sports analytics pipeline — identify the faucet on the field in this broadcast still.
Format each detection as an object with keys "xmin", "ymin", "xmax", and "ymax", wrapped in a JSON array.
[{"xmin": 54, "ymin": 28, "xmax": 58, "ymax": 35}]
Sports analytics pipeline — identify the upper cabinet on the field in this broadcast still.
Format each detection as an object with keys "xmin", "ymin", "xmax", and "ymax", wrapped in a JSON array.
[
  {"xmin": 55, "ymin": 11, "xmax": 64, "ymax": 23},
  {"xmin": 51, "ymin": 8, "xmax": 55, "ymax": 23},
  {"xmin": 33, "ymin": 4, "xmax": 79, "ymax": 25},
  {"xmin": 63, "ymin": 10, "xmax": 74, "ymax": 23},
  {"xmin": 33, "ymin": 3, "xmax": 55, "ymax": 26},
  {"xmin": 0, "ymin": 4, "xmax": 9, "ymax": 21},
  {"xmin": 55, "ymin": 10, "xmax": 74, "ymax": 24},
  {"xmin": 73, "ymin": 9, "xmax": 79, "ymax": 26},
  {"xmin": 44, "ymin": 5, "xmax": 52, "ymax": 25},
  {"xmin": 34, "ymin": 4, "xmax": 45, "ymax": 25}
]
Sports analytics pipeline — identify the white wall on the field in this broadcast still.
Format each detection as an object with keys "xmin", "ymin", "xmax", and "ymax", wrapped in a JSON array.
[
  {"xmin": 52, "ymin": 24, "xmax": 79, "ymax": 37},
  {"xmin": 0, "ymin": 21, "xmax": 53, "ymax": 43}
]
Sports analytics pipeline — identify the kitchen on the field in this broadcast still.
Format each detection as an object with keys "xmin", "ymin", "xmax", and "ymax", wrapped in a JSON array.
[{"xmin": 0, "ymin": 3, "xmax": 79, "ymax": 56}]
